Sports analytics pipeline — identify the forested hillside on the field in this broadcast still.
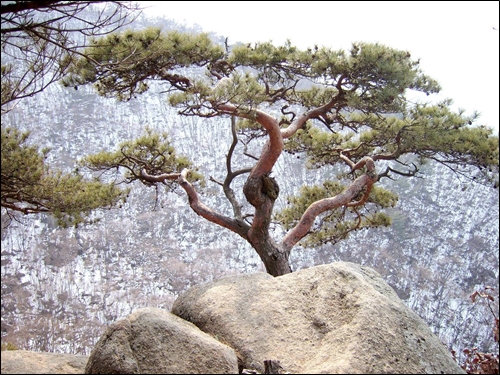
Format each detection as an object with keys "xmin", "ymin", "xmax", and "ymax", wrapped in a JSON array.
[{"xmin": 1, "ymin": 12, "xmax": 498, "ymax": 360}]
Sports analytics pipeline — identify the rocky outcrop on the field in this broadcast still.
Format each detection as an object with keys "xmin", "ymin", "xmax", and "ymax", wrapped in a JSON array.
[
  {"xmin": 8, "ymin": 263, "xmax": 466, "ymax": 374},
  {"xmin": 172, "ymin": 262, "xmax": 466, "ymax": 374},
  {"xmin": 85, "ymin": 307, "xmax": 239, "ymax": 374},
  {"xmin": 0, "ymin": 350, "xmax": 88, "ymax": 374}
]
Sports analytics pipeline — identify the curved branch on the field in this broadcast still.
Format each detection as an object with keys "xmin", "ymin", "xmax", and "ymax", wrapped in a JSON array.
[
  {"xmin": 177, "ymin": 169, "xmax": 250, "ymax": 239},
  {"xmin": 226, "ymin": 115, "xmax": 238, "ymax": 175},
  {"xmin": 346, "ymin": 183, "xmax": 373, "ymax": 207},
  {"xmin": 216, "ymin": 103, "xmax": 283, "ymax": 178},
  {"xmin": 378, "ymin": 163, "xmax": 419, "ymax": 180},
  {"xmin": 281, "ymin": 87, "xmax": 346, "ymax": 139},
  {"xmin": 340, "ymin": 154, "xmax": 376, "ymax": 174},
  {"xmin": 281, "ymin": 171, "xmax": 377, "ymax": 251},
  {"xmin": 222, "ymin": 115, "xmax": 251, "ymax": 219}
]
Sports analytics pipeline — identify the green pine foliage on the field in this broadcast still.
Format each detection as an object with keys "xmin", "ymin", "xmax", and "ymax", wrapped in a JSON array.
[
  {"xmin": 275, "ymin": 182, "xmax": 398, "ymax": 247},
  {"xmin": 55, "ymin": 29, "xmax": 499, "ymax": 269},
  {"xmin": 1, "ymin": 127, "xmax": 126, "ymax": 227},
  {"xmin": 61, "ymin": 27, "xmax": 225, "ymax": 101},
  {"xmin": 80, "ymin": 128, "xmax": 204, "ymax": 187}
]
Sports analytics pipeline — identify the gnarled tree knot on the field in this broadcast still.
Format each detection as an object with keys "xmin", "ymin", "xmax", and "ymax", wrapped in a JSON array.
[{"xmin": 261, "ymin": 174, "xmax": 279, "ymax": 200}]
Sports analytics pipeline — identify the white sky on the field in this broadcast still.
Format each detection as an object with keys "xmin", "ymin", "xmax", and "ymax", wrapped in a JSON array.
[{"xmin": 139, "ymin": 1, "xmax": 499, "ymax": 134}]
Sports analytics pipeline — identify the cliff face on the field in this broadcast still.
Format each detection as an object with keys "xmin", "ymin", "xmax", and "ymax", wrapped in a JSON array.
[{"xmin": 1, "ymin": 14, "xmax": 498, "ymax": 361}]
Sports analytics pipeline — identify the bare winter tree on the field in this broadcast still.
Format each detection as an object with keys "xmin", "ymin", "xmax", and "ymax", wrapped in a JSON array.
[{"xmin": 1, "ymin": 1, "xmax": 140, "ymax": 113}]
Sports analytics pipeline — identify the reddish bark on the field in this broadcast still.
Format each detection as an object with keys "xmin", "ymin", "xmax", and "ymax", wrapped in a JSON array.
[
  {"xmin": 281, "ymin": 173, "xmax": 377, "ymax": 252},
  {"xmin": 144, "ymin": 99, "xmax": 380, "ymax": 276}
]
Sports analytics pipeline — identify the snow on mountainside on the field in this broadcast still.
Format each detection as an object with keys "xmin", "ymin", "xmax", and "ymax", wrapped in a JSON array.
[{"xmin": 1, "ymin": 13, "xmax": 498, "ymax": 359}]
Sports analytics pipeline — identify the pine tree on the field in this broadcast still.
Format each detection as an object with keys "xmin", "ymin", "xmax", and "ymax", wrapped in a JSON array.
[{"xmin": 51, "ymin": 29, "xmax": 500, "ymax": 275}]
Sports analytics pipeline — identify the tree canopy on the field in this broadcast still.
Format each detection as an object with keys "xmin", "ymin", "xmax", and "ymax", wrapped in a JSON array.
[{"xmin": 58, "ymin": 26, "xmax": 499, "ymax": 276}]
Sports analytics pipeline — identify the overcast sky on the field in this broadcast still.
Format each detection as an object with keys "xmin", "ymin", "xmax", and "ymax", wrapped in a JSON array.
[{"xmin": 139, "ymin": 1, "xmax": 499, "ymax": 134}]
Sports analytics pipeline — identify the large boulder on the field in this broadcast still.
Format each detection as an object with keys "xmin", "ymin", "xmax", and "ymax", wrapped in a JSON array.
[
  {"xmin": 85, "ymin": 307, "xmax": 239, "ymax": 374},
  {"xmin": 172, "ymin": 262, "xmax": 465, "ymax": 374},
  {"xmin": 0, "ymin": 350, "xmax": 88, "ymax": 374}
]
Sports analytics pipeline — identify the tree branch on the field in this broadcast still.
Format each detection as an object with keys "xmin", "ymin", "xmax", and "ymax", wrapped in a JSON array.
[
  {"xmin": 221, "ymin": 116, "xmax": 251, "ymax": 219},
  {"xmin": 140, "ymin": 168, "xmax": 250, "ymax": 239},
  {"xmin": 216, "ymin": 104, "xmax": 283, "ymax": 178},
  {"xmin": 281, "ymin": 166, "xmax": 377, "ymax": 251},
  {"xmin": 177, "ymin": 169, "xmax": 250, "ymax": 239},
  {"xmin": 139, "ymin": 169, "xmax": 180, "ymax": 183}
]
